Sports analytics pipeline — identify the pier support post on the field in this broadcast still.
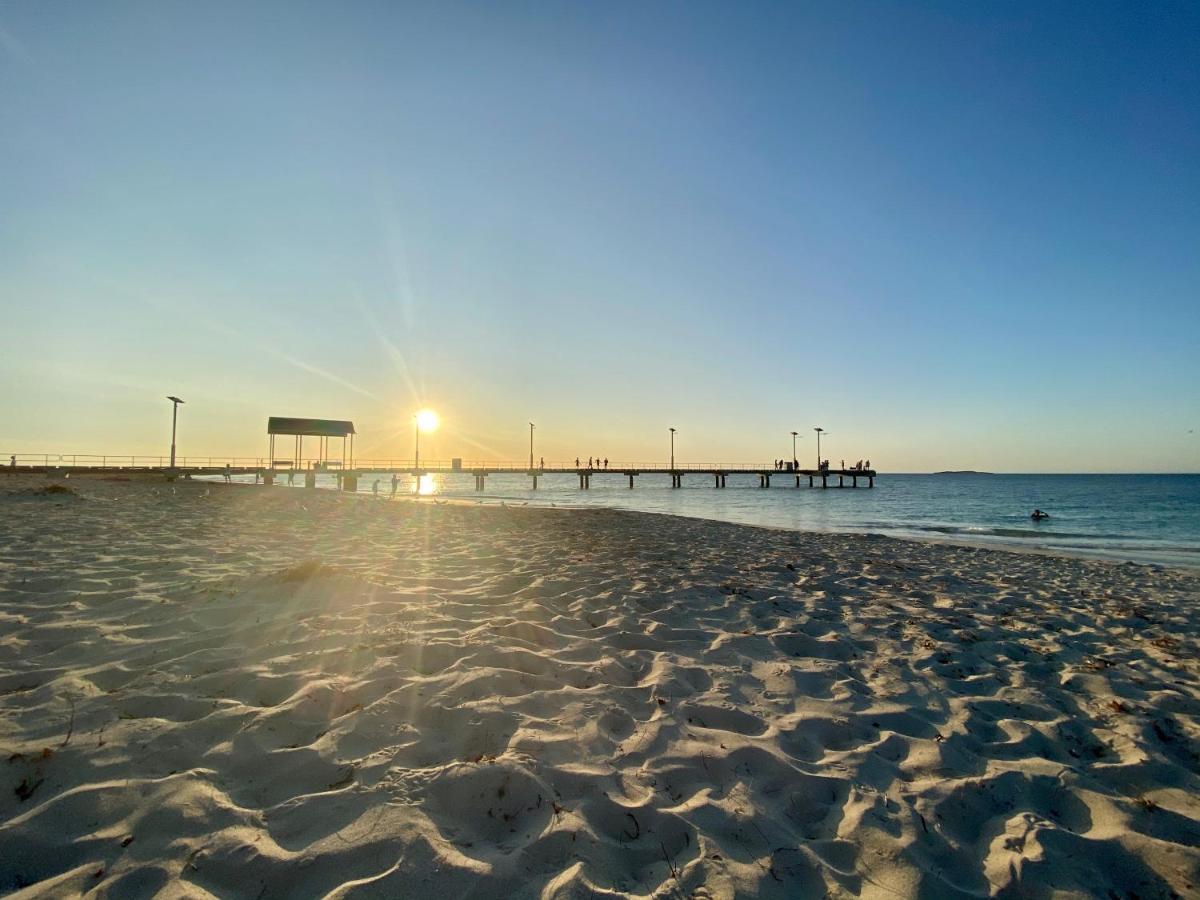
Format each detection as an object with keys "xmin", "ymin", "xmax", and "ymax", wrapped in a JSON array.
[
  {"xmin": 262, "ymin": 470, "xmax": 274, "ymax": 486},
  {"xmin": 714, "ymin": 474, "xmax": 720, "ymax": 488},
  {"xmin": 839, "ymin": 475, "xmax": 844, "ymax": 488},
  {"xmin": 721, "ymin": 474, "xmax": 726, "ymax": 488},
  {"xmin": 305, "ymin": 471, "xmax": 316, "ymax": 489},
  {"xmin": 531, "ymin": 475, "xmax": 538, "ymax": 490},
  {"xmin": 852, "ymin": 475, "xmax": 857, "ymax": 488},
  {"xmin": 822, "ymin": 474, "xmax": 827, "ymax": 489},
  {"xmin": 869, "ymin": 476, "xmax": 874, "ymax": 488},
  {"xmin": 629, "ymin": 474, "xmax": 635, "ymax": 489},
  {"xmin": 808, "ymin": 475, "xmax": 814, "ymax": 488},
  {"xmin": 795, "ymin": 475, "xmax": 800, "ymax": 488}
]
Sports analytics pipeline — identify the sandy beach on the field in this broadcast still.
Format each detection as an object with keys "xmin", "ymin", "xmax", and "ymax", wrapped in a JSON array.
[{"xmin": 1, "ymin": 474, "xmax": 1198, "ymax": 899}]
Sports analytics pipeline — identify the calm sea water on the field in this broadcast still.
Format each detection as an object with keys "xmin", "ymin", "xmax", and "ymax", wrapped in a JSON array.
[{"xmin": 236, "ymin": 472, "xmax": 1200, "ymax": 569}]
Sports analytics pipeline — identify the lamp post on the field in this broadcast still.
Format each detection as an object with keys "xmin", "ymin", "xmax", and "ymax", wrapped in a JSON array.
[
  {"xmin": 414, "ymin": 415, "xmax": 421, "ymax": 472},
  {"xmin": 669, "ymin": 427, "xmax": 676, "ymax": 471},
  {"xmin": 814, "ymin": 426, "xmax": 827, "ymax": 469},
  {"xmin": 166, "ymin": 396, "xmax": 184, "ymax": 469},
  {"xmin": 529, "ymin": 422, "xmax": 535, "ymax": 470},
  {"xmin": 791, "ymin": 431, "xmax": 799, "ymax": 469}
]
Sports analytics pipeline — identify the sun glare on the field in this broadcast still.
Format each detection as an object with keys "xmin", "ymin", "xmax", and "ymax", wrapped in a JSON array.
[{"xmin": 415, "ymin": 409, "xmax": 439, "ymax": 432}]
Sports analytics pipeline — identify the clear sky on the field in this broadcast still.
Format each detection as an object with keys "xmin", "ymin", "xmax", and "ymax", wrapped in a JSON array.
[{"xmin": 1, "ymin": 1, "xmax": 1197, "ymax": 472}]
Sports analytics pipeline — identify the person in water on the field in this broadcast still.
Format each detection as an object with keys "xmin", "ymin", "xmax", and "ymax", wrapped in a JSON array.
[{"xmin": 1031, "ymin": 509, "xmax": 1050, "ymax": 520}]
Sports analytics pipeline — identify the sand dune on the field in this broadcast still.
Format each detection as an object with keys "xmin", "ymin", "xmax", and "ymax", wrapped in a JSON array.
[{"xmin": 1, "ymin": 475, "xmax": 1198, "ymax": 898}]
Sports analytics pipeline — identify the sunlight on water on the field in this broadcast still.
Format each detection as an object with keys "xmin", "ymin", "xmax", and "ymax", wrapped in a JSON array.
[{"xmin": 416, "ymin": 473, "xmax": 438, "ymax": 496}]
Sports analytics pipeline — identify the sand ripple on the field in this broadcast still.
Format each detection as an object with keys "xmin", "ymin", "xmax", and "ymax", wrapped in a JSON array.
[{"xmin": 1, "ymin": 476, "xmax": 1199, "ymax": 898}]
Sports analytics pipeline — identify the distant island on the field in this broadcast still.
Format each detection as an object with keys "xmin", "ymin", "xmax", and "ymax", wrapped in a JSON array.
[{"xmin": 932, "ymin": 470, "xmax": 996, "ymax": 475}]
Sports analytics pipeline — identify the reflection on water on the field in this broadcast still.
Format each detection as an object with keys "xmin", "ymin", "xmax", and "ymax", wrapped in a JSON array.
[{"xmin": 416, "ymin": 474, "xmax": 437, "ymax": 495}]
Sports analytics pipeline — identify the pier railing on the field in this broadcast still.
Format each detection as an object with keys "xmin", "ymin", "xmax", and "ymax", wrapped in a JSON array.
[{"xmin": 3, "ymin": 453, "xmax": 855, "ymax": 473}]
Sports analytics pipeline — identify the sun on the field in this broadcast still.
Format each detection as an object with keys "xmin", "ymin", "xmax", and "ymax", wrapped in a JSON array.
[{"xmin": 415, "ymin": 409, "xmax": 439, "ymax": 432}]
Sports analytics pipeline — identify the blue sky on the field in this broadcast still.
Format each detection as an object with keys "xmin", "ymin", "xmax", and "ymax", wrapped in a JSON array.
[{"xmin": 1, "ymin": 1, "xmax": 1197, "ymax": 471}]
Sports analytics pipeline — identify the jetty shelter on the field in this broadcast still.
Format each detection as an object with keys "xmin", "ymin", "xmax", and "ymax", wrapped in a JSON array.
[{"xmin": 267, "ymin": 417, "xmax": 356, "ymax": 470}]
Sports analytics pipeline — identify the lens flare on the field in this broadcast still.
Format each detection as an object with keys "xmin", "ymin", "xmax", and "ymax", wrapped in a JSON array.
[{"xmin": 415, "ymin": 409, "xmax": 439, "ymax": 432}]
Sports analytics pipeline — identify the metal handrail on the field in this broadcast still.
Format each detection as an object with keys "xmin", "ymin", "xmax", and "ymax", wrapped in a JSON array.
[{"xmin": 3, "ymin": 453, "xmax": 871, "ymax": 473}]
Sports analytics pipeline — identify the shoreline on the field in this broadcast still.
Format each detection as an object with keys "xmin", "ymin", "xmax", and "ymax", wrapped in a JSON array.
[{"xmin": 236, "ymin": 475, "xmax": 1200, "ymax": 574}]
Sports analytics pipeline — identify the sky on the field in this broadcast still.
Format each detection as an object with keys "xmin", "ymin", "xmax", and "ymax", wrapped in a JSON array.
[{"xmin": 1, "ymin": 1, "xmax": 1197, "ymax": 472}]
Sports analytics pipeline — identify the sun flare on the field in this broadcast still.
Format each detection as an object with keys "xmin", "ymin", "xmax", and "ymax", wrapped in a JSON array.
[{"xmin": 415, "ymin": 409, "xmax": 439, "ymax": 432}]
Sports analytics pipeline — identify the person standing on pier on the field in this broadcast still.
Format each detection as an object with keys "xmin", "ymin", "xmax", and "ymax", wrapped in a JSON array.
[
  {"xmin": 604, "ymin": 458, "xmax": 608, "ymax": 469},
  {"xmin": 575, "ymin": 457, "xmax": 580, "ymax": 468},
  {"xmin": 588, "ymin": 457, "xmax": 593, "ymax": 469},
  {"xmin": 540, "ymin": 456, "xmax": 544, "ymax": 470}
]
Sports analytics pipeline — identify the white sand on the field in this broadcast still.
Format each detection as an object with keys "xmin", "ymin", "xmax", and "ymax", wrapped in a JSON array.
[{"xmin": 1, "ymin": 474, "xmax": 1198, "ymax": 898}]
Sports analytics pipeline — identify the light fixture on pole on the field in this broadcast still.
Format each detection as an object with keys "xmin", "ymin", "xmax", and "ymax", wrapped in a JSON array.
[
  {"xmin": 529, "ymin": 422, "xmax": 535, "ymax": 470},
  {"xmin": 814, "ymin": 426, "xmax": 828, "ymax": 469},
  {"xmin": 166, "ymin": 396, "xmax": 185, "ymax": 469},
  {"xmin": 669, "ymin": 427, "xmax": 676, "ymax": 471}
]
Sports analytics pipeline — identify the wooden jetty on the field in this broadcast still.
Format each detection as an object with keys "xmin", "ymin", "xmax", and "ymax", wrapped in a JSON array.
[
  {"xmin": 323, "ymin": 464, "xmax": 876, "ymax": 492},
  {"xmin": 5, "ymin": 457, "xmax": 874, "ymax": 491}
]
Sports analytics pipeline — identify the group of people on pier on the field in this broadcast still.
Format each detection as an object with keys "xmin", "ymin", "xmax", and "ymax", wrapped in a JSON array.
[
  {"xmin": 575, "ymin": 457, "xmax": 609, "ymax": 469},
  {"xmin": 776, "ymin": 458, "xmax": 872, "ymax": 473}
]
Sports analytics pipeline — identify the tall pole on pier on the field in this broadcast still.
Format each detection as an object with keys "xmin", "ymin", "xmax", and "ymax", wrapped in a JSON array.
[
  {"xmin": 414, "ymin": 415, "xmax": 420, "ymax": 472},
  {"xmin": 669, "ymin": 427, "xmax": 676, "ymax": 471},
  {"xmin": 814, "ymin": 426, "xmax": 824, "ymax": 469},
  {"xmin": 166, "ymin": 396, "xmax": 184, "ymax": 469},
  {"xmin": 791, "ymin": 431, "xmax": 799, "ymax": 467},
  {"xmin": 529, "ymin": 422, "xmax": 535, "ymax": 470}
]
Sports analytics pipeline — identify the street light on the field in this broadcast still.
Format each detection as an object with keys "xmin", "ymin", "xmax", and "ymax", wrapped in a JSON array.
[
  {"xmin": 529, "ymin": 422, "xmax": 535, "ymax": 470},
  {"xmin": 166, "ymin": 396, "xmax": 184, "ymax": 469},
  {"xmin": 669, "ymin": 427, "xmax": 676, "ymax": 470},
  {"xmin": 790, "ymin": 431, "xmax": 800, "ymax": 469},
  {"xmin": 814, "ymin": 426, "xmax": 829, "ymax": 469}
]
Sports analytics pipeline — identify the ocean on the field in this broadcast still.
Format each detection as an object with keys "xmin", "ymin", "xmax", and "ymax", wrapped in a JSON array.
[{"xmin": 237, "ymin": 471, "xmax": 1200, "ymax": 569}]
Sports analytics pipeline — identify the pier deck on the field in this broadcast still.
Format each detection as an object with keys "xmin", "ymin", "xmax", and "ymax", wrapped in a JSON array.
[{"xmin": 6, "ymin": 458, "xmax": 876, "ymax": 490}]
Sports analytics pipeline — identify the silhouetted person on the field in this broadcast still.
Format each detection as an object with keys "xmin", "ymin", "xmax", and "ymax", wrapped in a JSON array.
[
  {"xmin": 604, "ymin": 458, "xmax": 608, "ymax": 469},
  {"xmin": 287, "ymin": 469, "xmax": 295, "ymax": 485},
  {"xmin": 540, "ymin": 456, "xmax": 544, "ymax": 470},
  {"xmin": 1031, "ymin": 509, "xmax": 1049, "ymax": 520},
  {"xmin": 8, "ymin": 455, "xmax": 14, "ymax": 474},
  {"xmin": 390, "ymin": 473, "xmax": 398, "ymax": 497},
  {"xmin": 372, "ymin": 479, "xmax": 379, "ymax": 497},
  {"xmin": 223, "ymin": 464, "xmax": 232, "ymax": 484},
  {"xmin": 588, "ymin": 457, "xmax": 593, "ymax": 469},
  {"xmin": 865, "ymin": 459, "xmax": 870, "ymax": 470},
  {"xmin": 575, "ymin": 457, "xmax": 580, "ymax": 468}
]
